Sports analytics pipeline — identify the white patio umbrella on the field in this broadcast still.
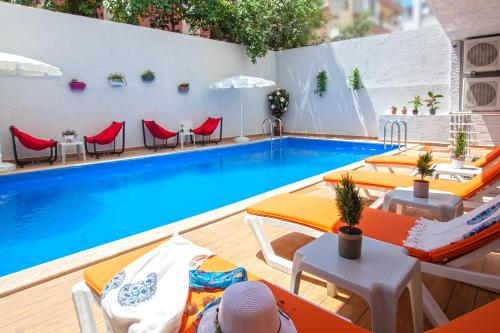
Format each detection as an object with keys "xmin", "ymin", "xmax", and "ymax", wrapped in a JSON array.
[
  {"xmin": 0, "ymin": 52, "xmax": 62, "ymax": 172},
  {"xmin": 210, "ymin": 75, "xmax": 275, "ymax": 143}
]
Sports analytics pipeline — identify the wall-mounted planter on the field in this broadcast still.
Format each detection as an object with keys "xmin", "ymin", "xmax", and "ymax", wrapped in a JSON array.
[
  {"xmin": 141, "ymin": 70, "xmax": 155, "ymax": 83},
  {"xmin": 109, "ymin": 79, "xmax": 126, "ymax": 86},
  {"xmin": 178, "ymin": 83, "xmax": 190, "ymax": 93},
  {"xmin": 69, "ymin": 80, "xmax": 86, "ymax": 91}
]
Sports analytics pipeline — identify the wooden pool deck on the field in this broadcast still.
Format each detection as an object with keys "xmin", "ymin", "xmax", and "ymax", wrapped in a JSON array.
[{"xmin": 0, "ymin": 139, "xmax": 498, "ymax": 332}]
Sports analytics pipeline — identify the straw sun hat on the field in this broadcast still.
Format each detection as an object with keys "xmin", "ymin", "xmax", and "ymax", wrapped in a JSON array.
[{"xmin": 197, "ymin": 281, "xmax": 297, "ymax": 333}]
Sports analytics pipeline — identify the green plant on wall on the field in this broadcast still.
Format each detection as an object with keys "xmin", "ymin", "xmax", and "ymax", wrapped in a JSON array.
[
  {"xmin": 348, "ymin": 67, "xmax": 362, "ymax": 90},
  {"xmin": 314, "ymin": 70, "xmax": 328, "ymax": 97}
]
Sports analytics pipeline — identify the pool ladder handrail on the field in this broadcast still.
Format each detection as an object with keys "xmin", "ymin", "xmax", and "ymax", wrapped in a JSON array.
[
  {"xmin": 383, "ymin": 119, "xmax": 407, "ymax": 150},
  {"xmin": 262, "ymin": 118, "xmax": 274, "ymax": 141},
  {"xmin": 273, "ymin": 118, "xmax": 283, "ymax": 143}
]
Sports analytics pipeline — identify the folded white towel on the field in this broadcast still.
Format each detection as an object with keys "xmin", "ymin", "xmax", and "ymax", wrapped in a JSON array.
[
  {"xmin": 101, "ymin": 234, "xmax": 213, "ymax": 333},
  {"xmin": 404, "ymin": 196, "xmax": 500, "ymax": 252}
]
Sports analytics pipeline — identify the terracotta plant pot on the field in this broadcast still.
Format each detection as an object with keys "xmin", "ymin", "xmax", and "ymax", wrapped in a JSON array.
[
  {"xmin": 413, "ymin": 180, "xmax": 429, "ymax": 198},
  {"xmin": 338, "ymin": 226, "xmax": 362, "ymax": 259},
  {"xmin": 451, "ymin": 158, "xmax": 464, "ymax": 169},
  {"xmin": 402, "ymin": 107, "xmax": 407, "ymax": 115},
  {"xmin": 69, "ymin": 81, "xmax": 86, "ymax": 91},
  {"xmin": 391, "ymin": 110, "xmax": 397, "ymax": 115}
]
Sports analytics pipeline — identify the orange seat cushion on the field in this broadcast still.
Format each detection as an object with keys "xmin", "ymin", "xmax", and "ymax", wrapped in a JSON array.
[
  {"xmin": 427, "ymin": 299, "xmax": 500, "ymax": 333},
  {"xmin": 246, "ymin": 193, "xmax": 500, "ymax": 262},
  {"xmin": 471, "ymin": 146, "xmax": 500, "ymax": 167},
  {"xmin": 84, "ymin": 248, "xmax": 368, "ymax": 333}
]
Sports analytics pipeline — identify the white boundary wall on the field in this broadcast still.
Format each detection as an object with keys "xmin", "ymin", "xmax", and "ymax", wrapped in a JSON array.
[
  {"xmin": 0, "ymin": 3, "xmax": 455, "ymax": 160},
  {"xmin": 0, "ymin": 3, "xmax": 276, "ymax": 159},
  {"xmin": 276, "ymin": 26, "xmax": 452, "ymax": 137}
]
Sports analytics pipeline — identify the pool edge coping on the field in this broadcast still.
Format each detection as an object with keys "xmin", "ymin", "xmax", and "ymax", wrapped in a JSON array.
[{"xmin": 0, "ymin": 140, "xmax": 417, "ymax": 297}]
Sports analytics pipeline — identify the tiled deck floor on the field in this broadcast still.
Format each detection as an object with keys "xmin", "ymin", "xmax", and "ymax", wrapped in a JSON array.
[{"xmin": 0, "ymin": 139, "xmax": 498, "ymax": 332}]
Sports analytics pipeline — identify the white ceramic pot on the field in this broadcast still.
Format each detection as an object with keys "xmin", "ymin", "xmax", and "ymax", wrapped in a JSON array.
[
  {"xmin": 63, "ymin": 135, "xmax": 75, "ymax": 143},
  {"xmin": 451, "ymin": 158, "xmax": 464, "ymax": 169},
  {"xmin": 109, "ymin": 79, "xmax": 126, "ymax": 86},
  {"xmin": 413, "ymin": 180, "xmax": 429, "ymax": 198}
]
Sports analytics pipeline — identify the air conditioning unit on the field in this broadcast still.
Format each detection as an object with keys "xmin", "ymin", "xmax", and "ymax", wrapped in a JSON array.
[
  {"xmin": 462, "ymin": 77, "xmax": 500, "ymax": 111},
  {"xmin": 463, "ymin": 36, "xmax": 500, "ymax": 73}
]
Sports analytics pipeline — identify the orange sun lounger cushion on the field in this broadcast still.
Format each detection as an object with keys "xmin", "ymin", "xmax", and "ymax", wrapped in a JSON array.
[
  {"xmin": 246, "ymin": 193, "xmax": 500, "ymax": 263},
  {"xmin": 323, "ymin": 162, "xmax": 500, "ymax": 200},
  {"xmin": 83, "ymin": 245, "xmax": 367, "ymax": 333}
]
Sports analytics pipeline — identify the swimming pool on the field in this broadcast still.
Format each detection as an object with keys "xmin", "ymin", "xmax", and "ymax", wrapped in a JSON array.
[{"xmin": 0, "ymin": 138, "xmax": 387, "ymax": 276}]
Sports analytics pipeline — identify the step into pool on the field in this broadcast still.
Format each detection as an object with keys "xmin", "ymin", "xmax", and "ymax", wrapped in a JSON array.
[{"xmin": 0, "ymin": 138, "xmax": 388, "ymax": 276}]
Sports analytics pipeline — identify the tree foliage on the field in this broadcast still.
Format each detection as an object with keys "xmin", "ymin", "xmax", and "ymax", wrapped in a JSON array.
[
  {"xmin": 337, "ymin": 12, "xmax": 373, "ymax": 41},
  {"xmin": 4, "ymin": 0, "xmax": 325, "ymax": 63}
]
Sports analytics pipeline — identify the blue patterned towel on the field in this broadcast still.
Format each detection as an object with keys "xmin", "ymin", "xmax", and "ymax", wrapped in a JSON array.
[
  {"xmin": 189, "ymin": 267, "xmax": 247, "ymax": 290},
  {"xmin": 463, "ymin": 215, "xmax": 499, "ymax": 239}
]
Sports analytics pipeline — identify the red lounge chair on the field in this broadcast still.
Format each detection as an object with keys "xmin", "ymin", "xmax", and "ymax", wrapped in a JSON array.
[
  {"xmin": 9, "ymin": 126, "xmax": 58, "ymax": 167},
  {"xmin": 142, "ymin": 120, "xmax": 179, "ymax": 151},
  {"xmin": 84, "ymin": 122, "xmax": 125, "ymax": 159},
  {"xmin": 190, "ymin": 117, "xmax": 223, "ymax": 145}
]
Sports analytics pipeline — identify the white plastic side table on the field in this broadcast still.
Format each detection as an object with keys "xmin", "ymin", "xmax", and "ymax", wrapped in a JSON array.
[
  {"xmin": 179, "ymin": 132, "xmax": 196, "ymax": 149},
  {"xmin": 383, "ymin": 186, "xmax": 463, "ymax": 221},
  {"xmin": 59, "ymin": 141, "xmax": 86, "ymax": 164},
  {"xmin": 291, "ymin": 233, "xmax": 423, "ymax": 333},
  {"xmin": 433, "ymin": 163, "xmax": 482, "ymax": 182}
]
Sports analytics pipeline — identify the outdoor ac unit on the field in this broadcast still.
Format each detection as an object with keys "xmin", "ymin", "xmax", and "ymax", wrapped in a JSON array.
[
  {"xmin": 463, "ymin": 36, "xmax": 500, "ymax": 73},
  {"xmin": 462, "ymin": 77, "xmax": 500, "ymax": 111}
]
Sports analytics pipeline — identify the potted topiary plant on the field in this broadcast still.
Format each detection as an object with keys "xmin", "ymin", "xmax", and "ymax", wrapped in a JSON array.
[
  {"xmin": 314, "ymin": 70, "xmax": 327, "ymax": 97},
  {"xmin": 108, "ymin": 73, "xmax": 127, "ymax": 86},
  {"xmin": 425, "ymin": 91, "xmax": 443, "ymax": 115},
  {"xmin": 391, "ymin": 106, "xmax": 397, "ymax": 115},
  {"xmin": 267, "ymin": 88, "xmax": 289, "ymax": 136},
  {"xmin": 348, "ymin": 67, "xmax": 363, "ymax": 90},
  {"xmin": 451, "ymin": 129, "xmax": 467, "ymax": 169},
  {"xmin": 401, "ymin": 106, "xmax": 408, "ymax": 115},
  {"xmin": 62, "ymin": 129, "xmax": 77, "ymax": 142},
  {"xmin": 335, "ymin": 173, "xmax": 364, "ymax": 259},
  {"xmin": 178, "ymin": 82, "xmax": 190, "ymax": 93},
  {"xmin": 141, "ymin": 69, "xmax": 155, "ymax": 82},
  {"xmin": 69, "ymin": 79, "xmax": 86, "ymax": 91},
  {"xmin": 408, "ymin": 96, "xmax": 423, "ymax": 115},
  {"xmin": 414, "ymin": 152, "xmax": 435, "ymax": 198}
]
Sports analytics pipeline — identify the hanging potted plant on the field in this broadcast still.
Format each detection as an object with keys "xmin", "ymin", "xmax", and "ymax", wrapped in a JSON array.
[
  {"xmin": 141, "ymin": 69, "xmax": 155, "ymax": 83},
  {"xmin": 69, "ymin": 79, "xmax": 86, "ymax": 91},
  {"xmin": 314, "ymin": 70, "xmax": 327, "ymax": 97},
  {"xmin": 401, "ymin": 106, "xmax": 408, "ymax": 115},
  {"xmin": 62, "ymin": 129, "xmax": 77, "ymax": 143},
  {"xmin": 335, "ymin": 173, "xmax": 364, "ymax": 259},
  {"xmin": 348, "ymin": 67, "xmax": 363, "ymax": 90},
  {"xmin": 267, "ymin": 88, "xmax": 289, "ymax": 136},
  {"xmin": 178, "ymin": 82, "xmax": 190, "ymax": 93},
  {"xmin": 408, "ymin": 95, "xmax": 423, "ymax": 115},
  {"xmin": 391, "ymin": 106, "xmax": 397, "ymax": 115},
  {"xmin": 414, "ymin": 152, "xmax": 435, "ymax": 198},
  {"xmin": 425, "ymin": 91, "xmax": 443, "ymax": 115},
  {"xmin": 108, "ymin": 73, "xmax": 127, "ymax": 86},
  {"xmin": 451, "ymin": 129, "xmax": 467, "ymax": 169}
]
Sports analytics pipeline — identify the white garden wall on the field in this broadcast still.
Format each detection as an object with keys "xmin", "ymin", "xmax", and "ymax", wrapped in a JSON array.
[
  {"xmin": 276, "ymin": 26, "xmax": 452, "ymax": 138},
  {"xmin": 0, "ymin": 2, "xmax": 276, "ymax": 160}
]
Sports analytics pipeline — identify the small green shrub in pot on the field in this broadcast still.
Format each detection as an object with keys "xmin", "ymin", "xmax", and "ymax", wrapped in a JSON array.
[
  {"xmin": 267, "ymin": 89, "xmax": 289, "ymax": 135},
  {"xmin": 335, "ymin": 173, "xmax": 364, "ymax": 259},
  {"xmin": 414, "ymin": 152, "xmax": 435, "ymax": 198},
  {"xmin": 452, "ymin": 129, "xmax": 467, "ymax": 169},
  {"xmin": 62, "ymin": 129, "xmax": 77, "ymax": 142},
  {"xmin": 408, "ymin": 95, "xmax": 423, "ymax": 115},
  {"xmin": 141, "ymin": 69, "xmax": 155, "ymax": 82},
  {"xmin": 391, "ymin": 106, "xmax": 397, "ymax": 115}
]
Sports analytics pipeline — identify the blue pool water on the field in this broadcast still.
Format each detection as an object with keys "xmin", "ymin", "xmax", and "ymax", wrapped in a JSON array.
[{"xmin": 0, "ymin": 138, "xmax": 387, "ymax": 276}]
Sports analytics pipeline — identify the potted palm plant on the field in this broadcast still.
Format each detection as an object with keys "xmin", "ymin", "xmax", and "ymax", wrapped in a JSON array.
[
  {"xmin": 408, "ymin": 96, "xmax": 423, "ymax": 115},
  {"xmin": 414, "ymin": 152, "xmax": 435, "ymax": 198},
  {"xmin": 451, "ymin": 129, "xmax": 467, "ymax": 169},
  {"xmin": 425, "ymin": 91, "xmax": 443, "ymax": 115},
  {"xmin": 335, "ymin": 173, "xmax": 364, "ymax": 259},
  {"xmin": 62, "ymin": 129, "xmax": 77, "ymax": 142}
]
